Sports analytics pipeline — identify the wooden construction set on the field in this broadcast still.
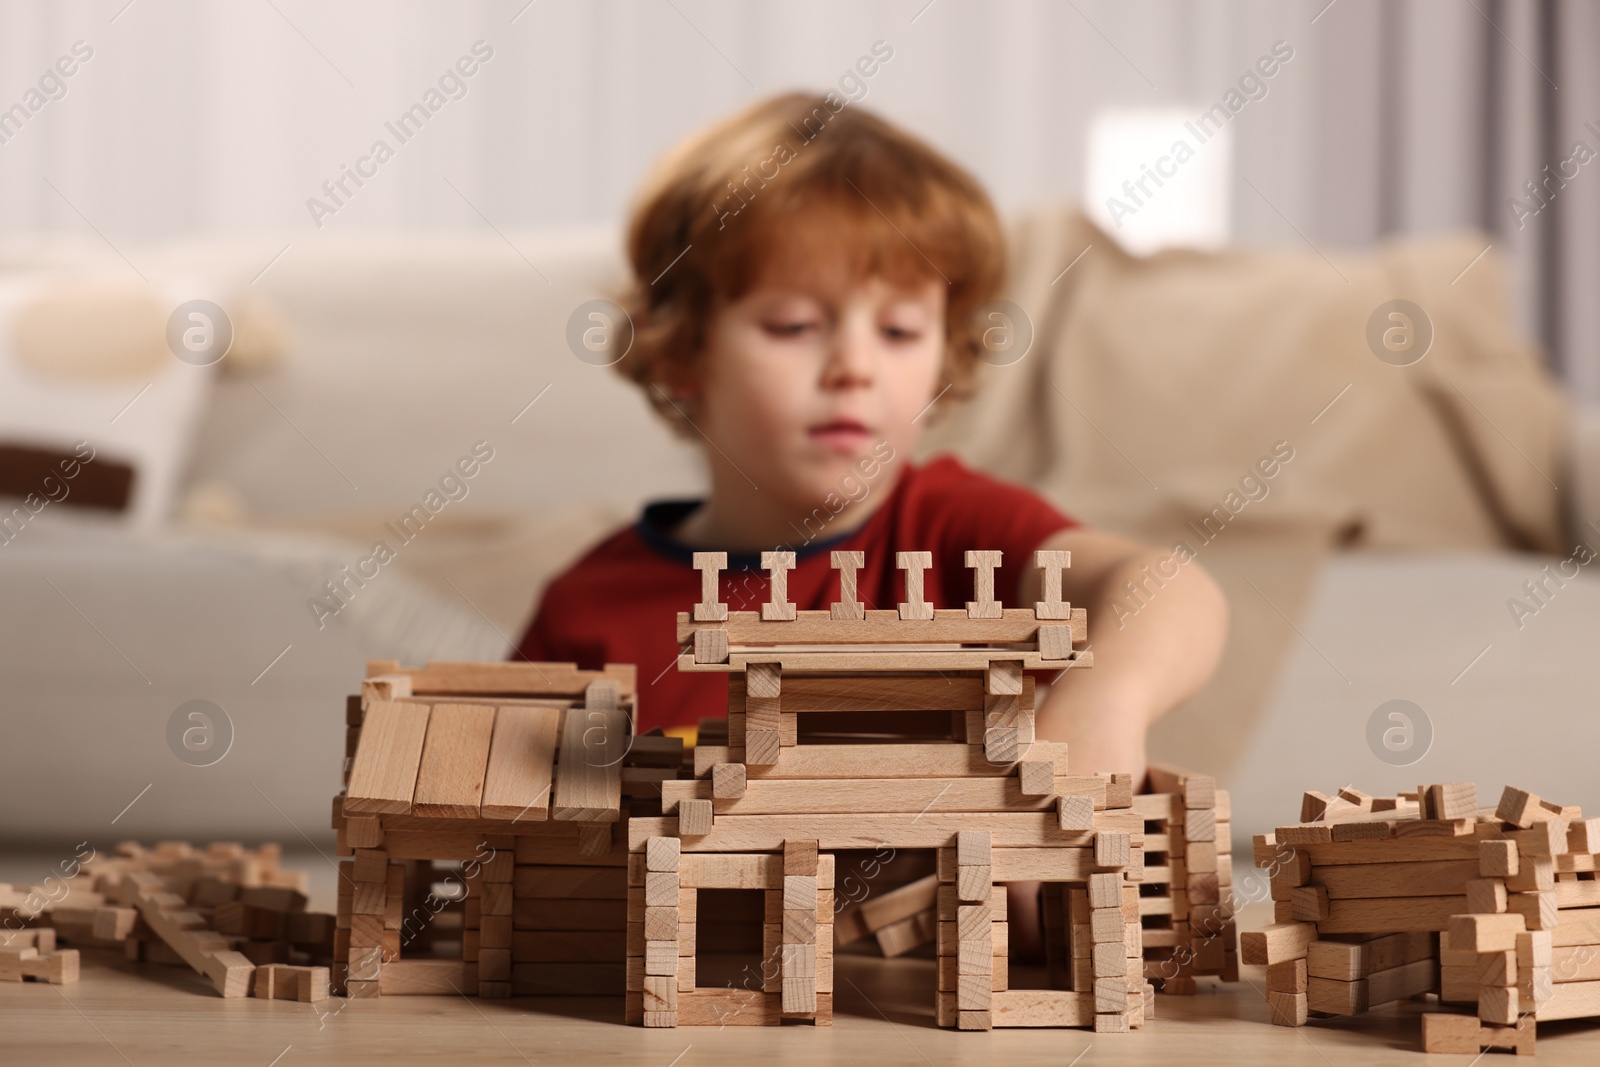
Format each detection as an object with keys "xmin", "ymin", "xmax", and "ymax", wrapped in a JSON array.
[
  {"xmin": 1247, "ymin": 782, "xmax": 1600, "ymax": 1055},
  {"xmin": 322, "ymin": 547, "xmax": 1238, "ymax": 1032},
  {"xmin": 1, "ymin": 841, "xmax": 334, "ymax": 999}
]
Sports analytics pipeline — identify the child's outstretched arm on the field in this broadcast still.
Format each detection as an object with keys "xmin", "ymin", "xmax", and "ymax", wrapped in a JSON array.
[{"xmin": 1019, "ymin": 527, "xmax": 1229, "ymax": 784}]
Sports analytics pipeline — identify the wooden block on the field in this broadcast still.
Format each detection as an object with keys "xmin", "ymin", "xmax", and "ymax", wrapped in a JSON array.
[
  {"xmin": 552, "ymin": 699, "xmax": 627, "ymax": 822},
  {"xmin": 1240, "ymin": 922, "xmax": 1315, "ymax": 966},
  {"xmin": 643, "ymin": 974, "xmax": 678, "ymax": 1012},
  {"xmin": 645, "ymin": 872, "xmax": 680, "ymax": 908},
  {"xmin": 1517, "ymin": 930, "xmax": 1553, "ymax": 970},
  {"xmin": 761, "ymin": 551, "xmax": 797, "ymax": 620},
  {"xmin": 896, "ymin": 550, "xmax": 934, "ymax": 620},
  {"xmin": 785, "ymin": 908, "xmax": 819, "ymax": 945},
  {"xmin": 1466, "ymin": 877, "xmax": 1508, "ymax": 914},
  {"xmin": 1421, "ymin": 1011, "xmax": 1481, "ymax": 1053},
  {"xmin": 1087, "ymin": 872, "xmax": 1121, "ymax": 910},
  {"xmin": 830, "ymin": 550, "xmax": 865, "ymax": 620},
  {"xmin": 1093, "ymin": 940, "xmax": 1128, "ymax": 978},
  {"xmin": 644, "ymin": 940, "xmax": 678, "ymax": 976},
  {"xmin": 1320, "ymin": 895, "xmax": 1472, "ymax": 933},
  {"xmin": 680, "ymin": 853, "xmax": 780, "ymax": 890},
  {"xmin": 957, "ymin": 866, "xmax": 991, "ymax": 904},
  {"xmin": 1290, "ymin": 885, "xmax": 1330, "ymax": 922},
  {"xmin": 1037, "ymin": 624, "xmax": 1073, "ymax": 661},
  {"xmin": 646, "ymin": 836, "xmax": 681, "ymax": 874},
  {"xmin": 1451, "ymin": 913, "xmax": 1526, "ymax": 953},
  {"xmin": 1507, "ymin": 890, "xmax": 1557, "ymax": 930},
  {"xmin": 376, "ymin": 960, "xmax": 465, "ymax": 996},
  {"xmin": 1267, "ymin": 958, "xmax": 1307, "ymax": 993},
  {"xmin": 783, "ymin": 839, "xmax": 819, "ymax": 877},
  {"xmin": 1512, "ymin": 818, "xmax": 1569, "ymax": 858},
  {"xmin": 693, "ymin": 626, "xmax": 729, "ymax": 664},
  {"xmin": 345, "ymin": 700, "xmax": 431, "ymax": 815},
  {"xmin": 1266, "ymin": 990, "xmax": 1308, "ymax": 1026},
  {"xmin": 965, "ymin": 549, "xmax": 1004, "ymax": 618},
  {"xmin": 1033, "ymin": 549, "xmax": 1071, "ymax": 619},
  {"xmin": 1059, "ymin": 795, "xmax": 1095, "ymax": 832},
  {"xmin": 956, "ymin": 903, "xmax": 991, "ymax": 942},
  {"xmin": 1089, "ymin": 907, "xmax": 1124, "ymax": 943},
  {"xmin": 1018, "ymin": 761, "xmax": 1054, "ymax": 796},
  {"xmin": 411, "ymin": 703, "xmax": 497, "ymax": 818},
  {"xmin": 1479, "ymin": 949, "xmax": 1516, "ymax": 986},
  {"xmin": 1092, "ymin": 1011, "xmax": 1130, "ymax": 1033},
  {"xmin": 1480, "ymin": 839, "xmax": 1519, "ymax": 878},
  {"xmin": 783, "ymin": 875, "xmax": 817, "ymax": 912},
  {"xmin": 1506, "ymin": 856, "xmax": 1554, "ymax": 893},
  {"xmin": 1480, "ymin": 985, "xmax": 1519, "ymax": 1025},
  {"xmin": 1095, "ymin": 832, "xmax": 1130, "ymax": 868},
  {"xmin": 957, "ymin": 830, "xmax": 993, "ymax": 867},
  {"xmin": 679, "ymin": 798, "xmax": 713, "ymax": 837},
  {"xmin": 712, "ymin": 762, "xmax": 747, "ymax": 799},
  {"xmin": 1496, "ymin": 786, "xmax": 1541, "ymax": 828},
  {"xmin": 1306, "ymin": 932, "xmax": 1433, "ymax": 980},
  {"xmin": 473, "ymin": 703, "xmax": 563, "ymax": 825},
  {"xmin": 985, "ymin": 660, "xmax": 1023, "ymax": 696},
  {"xmin": 693, "ymin": 551, "xmax": 728, "ymax": 621}
]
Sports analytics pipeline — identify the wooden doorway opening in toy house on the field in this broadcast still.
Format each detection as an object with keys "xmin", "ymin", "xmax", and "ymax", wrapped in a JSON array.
[{"xmin": 395, "ymin": 860, "xmax": 473, "ymax": 962}]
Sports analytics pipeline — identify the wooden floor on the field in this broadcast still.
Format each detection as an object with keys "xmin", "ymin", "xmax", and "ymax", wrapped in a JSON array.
[
  {"xmin": 5, "ymin": 850, "xmax": 1599, "ymax": 1066},
  {"xmin": 7, "ymin": 944, "xmax": 1600, "ymax": 1065}
]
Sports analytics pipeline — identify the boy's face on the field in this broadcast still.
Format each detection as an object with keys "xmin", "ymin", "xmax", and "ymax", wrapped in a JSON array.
[{"xmin": 693, "ymin": 272, "xmax": 945, "ymax": 507}]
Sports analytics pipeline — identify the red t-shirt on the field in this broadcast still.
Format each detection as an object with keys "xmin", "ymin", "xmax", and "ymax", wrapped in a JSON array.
[{"xmin": 512, "ymin": 454, "xmax": 1076, "ymax": 733}]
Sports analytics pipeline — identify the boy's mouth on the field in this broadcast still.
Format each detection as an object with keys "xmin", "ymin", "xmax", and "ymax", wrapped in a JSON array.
[{"xmin": 807, "ymin": 419, "xmax": 874, "ymax": 452}]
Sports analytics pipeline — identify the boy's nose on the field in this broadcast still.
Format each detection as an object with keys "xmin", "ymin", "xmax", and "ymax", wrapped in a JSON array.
[{"xmin": 820, "ymin": 326, "xmax": 875, "ymax": 389}]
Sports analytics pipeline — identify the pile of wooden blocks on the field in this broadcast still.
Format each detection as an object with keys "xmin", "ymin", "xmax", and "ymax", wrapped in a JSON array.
[
  {"xmin": 2, "ymin": 841, "xmax": 332, "ymax": 998},
  {"xmin": 331, "ymin": 660, "xmax": 679, "ymax": 999},
  {"xmin": 644, "ymin": 547, "xmax": 1168, "ymax": 1031},
  {"xmin": 0, "ymin": 929, "xmax": 78, "ymax": 986},
  {"xmin": 1245, "ymin": 782, "xmax": 1600, "ymax": 1055}
]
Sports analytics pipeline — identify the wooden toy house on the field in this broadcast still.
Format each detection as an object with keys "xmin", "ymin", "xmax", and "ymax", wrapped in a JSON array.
[
  {"xmin": 633, "ymin": 547, "xmax": 1153, "ymax": 1030},
  {"xmin": 330, "ymin": 660, "xmax": 678, "ymax": 998}
]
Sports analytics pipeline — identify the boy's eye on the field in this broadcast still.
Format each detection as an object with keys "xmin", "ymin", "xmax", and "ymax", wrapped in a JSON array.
[
  {"xmin": 883, "ymin": 325, "xmax": 922, "ymax": 342},
  {"xmin": 763, "ymin": 321, "xmax": 816, "ymax": 337}
]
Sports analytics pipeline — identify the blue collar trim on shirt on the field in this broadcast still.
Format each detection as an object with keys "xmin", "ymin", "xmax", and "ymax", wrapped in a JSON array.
[{"xmin": 633, "ymin": 499, "xmax": 865, "ymax": 572}]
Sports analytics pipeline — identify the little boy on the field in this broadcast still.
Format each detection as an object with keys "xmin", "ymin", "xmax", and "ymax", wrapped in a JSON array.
[{"xmin": 514, "ymin": 92, "xmax": 1227, "ymax": 787}]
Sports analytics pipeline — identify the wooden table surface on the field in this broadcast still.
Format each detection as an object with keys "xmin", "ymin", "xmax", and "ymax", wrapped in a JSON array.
[
  {"xmin": 5, "ymin": 852, "xmax": 1598, "ymax": 1066},
  {"xmin": 8, "ymin": 944, "xmax": 1600, "ymax": 1066}
]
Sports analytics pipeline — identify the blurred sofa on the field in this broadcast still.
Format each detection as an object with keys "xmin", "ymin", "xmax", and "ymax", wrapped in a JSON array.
[{"xmin": 2, "ymin": 206, "xmax": 1597, "ymax": 848}]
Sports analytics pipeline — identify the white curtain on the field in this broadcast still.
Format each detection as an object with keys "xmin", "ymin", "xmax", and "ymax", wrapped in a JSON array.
[{"xmin": 1, "ymin": 0, "xmax": 1595, "ymax": 392}]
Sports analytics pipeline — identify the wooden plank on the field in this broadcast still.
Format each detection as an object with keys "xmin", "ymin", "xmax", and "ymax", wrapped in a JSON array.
[
  {"xmin": 680, "ymin": 854, "xmax": 782, "ymax": 890},
  {"xmin": 377, "ymin": 960, "xmax": 467, "ymax": 995},
  {"xmin": 1320, "ymin": 896, "xmax": 1472, "ymax": 934},
  {"xmin": 629, "ymin": 811, "xmax": 1140, "ymax": 852},
  {"xmin": 345, "ymin": 700, "xmax": 432, "ymax": 815},
  {"xmin": 712, "ymin": 776, "xmax": 1105, "ymax": 816},
  {"xmin": 741, "ymin": 741, "xmax": 1068, "ymax": 779},
  {"xmin": 1299, "ymin": 834, "xmax": 1492, "ymax": 866},
  {"xmin": 375, "ymin": 660, "xmax": 636, "ymax": 699},
  {"xmin": 552, "ymin": 705, "xmax": 627, "ymax": 822},
  {"xmin": 681, "ymin": 649, "xmax": 1089, "ymax": 673},
  {"xmin": 675, "ymin": 608, "xmax": 1082, "ymax": 646},
  {"xmin": 412, "ymin": 703, "xmax": 497, "ymax": 819},
  {"xmin": 480, "ymin": 706, "xmax": 561, "ymax": 820},
  {"xmin": 1535, "ymin": 978, "xmax": 1600, "ymax": 1021},
  {"xmin": 1313, "ymin": 859, "xmax": 1483, "ymax": 899},
  {"xmin": 987, "ymin": 988, "xmax": 1095, "ymax": 1027},
  {"xmin": 1306, "ymin": 932, "xmax": 1434, "ymax": 980},
  {"xmin": 992, "ymin": 848, "xmax": 1096, "ymax": 882}
]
